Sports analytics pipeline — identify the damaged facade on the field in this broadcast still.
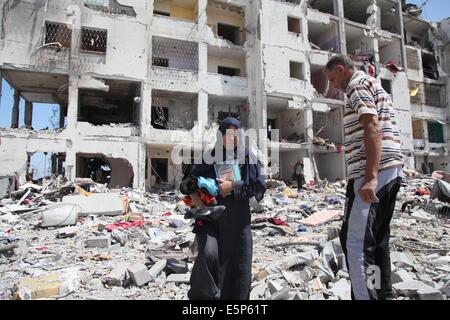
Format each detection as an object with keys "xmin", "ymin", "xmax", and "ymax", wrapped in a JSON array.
[{"xmin": 1, "ymin": 0, "xmax": 450, "ymax": 189}]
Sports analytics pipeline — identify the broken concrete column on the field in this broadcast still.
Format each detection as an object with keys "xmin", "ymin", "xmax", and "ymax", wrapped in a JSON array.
[
  {"xmin": 66, "ymin": 75, "xmax": 79, "ymax": 130},
  {"xmin": 197, "ymin": 90, "xmax": 208, "ymax": 127},
  {"xmin": 24, "ymin": 101, "xmax": 33, "ymax": 128},
  {"xmin": 59, "ymin": 104, "xmax": 67, "ymax": 128},
  {"xmin": 11, "ymin": 89, "xmax": 20, "ymax": 128}
]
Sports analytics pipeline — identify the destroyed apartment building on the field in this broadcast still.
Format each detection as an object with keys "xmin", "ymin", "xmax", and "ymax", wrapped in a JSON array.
[
  {"xmin": 1, "ymin": 0, "xmax": 450, "ymax": 190},
  {"xmin": 1, "ymin": 0, "xmax": 450, "ymax": 302}
]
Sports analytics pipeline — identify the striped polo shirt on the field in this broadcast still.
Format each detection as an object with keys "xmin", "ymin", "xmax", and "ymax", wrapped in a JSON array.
[{"xmin": 344, "ymin": 71, "xmax": 403, "ymax": 180}]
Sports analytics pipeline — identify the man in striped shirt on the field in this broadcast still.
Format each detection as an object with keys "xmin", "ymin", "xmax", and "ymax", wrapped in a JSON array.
[{"xmin": 324, "ymin": 55, "xmax": 403, "ymax": 300}]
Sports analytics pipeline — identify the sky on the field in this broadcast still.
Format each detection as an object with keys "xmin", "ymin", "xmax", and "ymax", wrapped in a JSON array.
[
  {"xmin": 1, "ymin": 0, "xmax": 449, "ymax": 178},
  {"xmin": 408, "ymin": 0, "xmax": 450, "ymax": 22}
]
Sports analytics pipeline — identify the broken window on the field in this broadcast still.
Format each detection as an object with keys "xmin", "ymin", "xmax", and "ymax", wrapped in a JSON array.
[
  {"xmin": 152, "ymin": 37, "xmax": 198, "ymax": 71},
  {"xmin": 152, "ymin": 57, "xmax": 169, "ymax": 68},
  {"xmin": 290, "ymin": 61, "xmax": 304, "ymax": 80},
  {"xmin": 151, "ymin": 106, "xmax": 169, "ymax": 129},
  {"xmin": 422, "ymin": 52, "xmax": 439, "ymax": 80},
  {"xmin": 154, "ymin": 10, "xmax": 170, "ymax": 16},
  {"xmin": 217, "ymin": 23, "xmax": 241, "ymax": 45},
  {"xmin": 151, "ymin": 90, "xmax": 196, "ymax": 130},
  {"xmin": 45, "ymin": 22, "xmax": 72, "ymax": 49},
  {"xmin": 412, "ymin": 119, "xmax": 425, "ymax": 139},
  {"xmin": 379, "ymin": 38, "xmax": 403, "ymax": 67},
  {"xmin": 308, "ymin": 0, "xmax": 335, "ymax": 15},
  {"xmin": 427, "ymin": 121, "xmax": 444, "ymax": 143},
  {"xmin": 345, "ymin": 23, "xmax": 371, "ymax": 55},
  {"xmin": 381, "ymin": 79, "xmax": 392, "ymax": 95},
  {"xmin": 409, "ymin": 81, "xmax": 423, "ymax": 105},
  {"xmin": 208, "ymin": 96, "xmax": 248, "ymax": 127},
  {"xmin": 81, "ymin": 27, "xmax": 107, "ymax": 53},
  {"xmin": 151, "ymin": 158, "xmax": 168, "ymax": 184},
  {"xmin": 267, "ymin": 119, "xmax": 277, "ymax": 140},
  {"xmin": 379, "ymin": 0, "xmax": 401, "ymax": 34},
  {"xmin": 308, "ymin": 21, "xmax": 340, "ymax": 52},
  {"xmin": 287, "ymin": 16, "xmax": 301, "ymax": 34},
  {"xmin": 343, "ymin": 0, "xmax": 374, "ymax": 25},
  {"xmin": 27, "ymin": 152, "xmax": 66, "ymax": 182},
  {"xmin": 78, "ymin": 79, "xmax": 141, "ymax": 126},
  {"xmin": 218, "ymin": 66, "xmax": 240, "ymax": 77},
  {"xmin": 424, "ymin": 84, "xmax": 444, "ymax": 107}
]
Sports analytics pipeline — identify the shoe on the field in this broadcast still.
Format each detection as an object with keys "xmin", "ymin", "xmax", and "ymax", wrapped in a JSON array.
[{"xmin": 184, "ymin": 205, "xmax": 226, "ymax": 221}]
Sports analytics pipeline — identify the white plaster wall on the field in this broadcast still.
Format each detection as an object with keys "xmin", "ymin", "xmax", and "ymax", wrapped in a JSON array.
[
  {"xmin": 206, "ymin": 73, "xmax": 248, "ymax": 97},
  {"xmin": 206, "ymin": 6, "xmax": 245, "ymax": 30},
  {"xmin": 260, "ymin": 0, "xmax": 307, "ymax": 50},
  {"xmin": 207, "ymin": 55, "xmax": 246, "ymax": 75},
  {"xmin": 262, "ymin": 46, "xmax": 313, "ymax": 98}
]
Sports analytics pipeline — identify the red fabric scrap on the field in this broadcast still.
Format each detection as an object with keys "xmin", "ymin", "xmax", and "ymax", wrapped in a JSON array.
[
  {"xmin": 268, "ymin": 217, "xmax": 289, "ymax": 226},
  {"xmin": 106, "ymin": 221, "xmax": 146, "ymax": 232}
]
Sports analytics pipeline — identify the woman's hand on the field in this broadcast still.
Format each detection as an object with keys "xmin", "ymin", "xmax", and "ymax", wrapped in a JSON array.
[
  {"xmin": 190, "ymin": 192, "xmax": 205, "ymax": 209},
  {"xmin": 217, "ymin": 178, "xmax": 233, "ymax": 198}
]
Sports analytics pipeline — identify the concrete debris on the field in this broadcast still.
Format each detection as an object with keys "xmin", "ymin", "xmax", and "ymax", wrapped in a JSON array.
[
  {"xmin": 330, "ymin": 278, "xmax": 351, "ymax": 300},
  {"xmin": 393, "ymin": 280, "xmax": 444, "ymax": 300},
  {"xmin": 62, "ymin": 193, "xmax": 125, "ymax": 216},
  {"xmin": 86, "ymin": 236, "xmax": 111, "ymax": 249},
  {"xmin": 104, "ymin": 262, "xmax": 128, "ymax": 287},
  {"xmin": 0, "ymin": 175, "xmax": 449, "ymax": 300},
  {"xmin": 149, "ymin": 259, "xmax": 167, "ymax": 278},
  {"xmin": 127, "ymin": 263, "xmax": 151, "ymax": 287},
  {"xmin": 40, "ymin": 204, "xmax": 80, "ymax": 227}
]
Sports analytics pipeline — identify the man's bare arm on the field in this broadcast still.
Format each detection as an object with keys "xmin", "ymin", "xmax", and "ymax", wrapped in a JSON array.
[{"xmin": 359, "ymin": 114, "xmax": 382, "ymax": 203}]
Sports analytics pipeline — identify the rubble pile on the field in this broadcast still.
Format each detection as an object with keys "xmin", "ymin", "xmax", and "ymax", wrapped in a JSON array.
[{"xmin": 1, "ymin": 174, "xmax": 449, "ymax": 300}]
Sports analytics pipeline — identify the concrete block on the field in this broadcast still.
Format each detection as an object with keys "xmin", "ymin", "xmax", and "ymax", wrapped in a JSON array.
[
  {"xmin": 392, "ymin": 269, "xmax": 414, "ymax": 284},
  {"xmin": 268, "ymin": 287, "xmax": 290, "ymax": 300},
  {"xmin": 410, "ymin": 209, "xmax": 434, "ymax": 222},
  {"xmin": 111, "ymin": 229, "xmax": 128, "ymax": 246},
  {"xmin": 149, "ymin": 259, "xmax": 167, "ymax": 278},
  {"xmin": 127, "ymin": 263, "xmax": 151, "ymax": 287},
  {"xmin": 330, "ymin": 278, "xmax": 351, "ymax": 300},
  {"xmin": 15, "ymin": 273, "xmax": 62, "ymax": 300},
  {"xmin": 62, "ymin": 193, "xmax": 124, "ymax": 216},
  {"xmin": 166, "ymin": 259, "xmax": 188, "ymax": 274},
  {"xmin": 391, "ymin": 251, "xmax": 416, "ymax": 268},
  {"xmin": 393, "ymin": 280, "xmax": 444, "ymax": 300},
  {"xmin": 250, "ymin": 282, "xmax": 268, "ymax": 300},
  {"xmin": 300, "ymin": 266, "xmax": 316, "ymax": 282},
  {"xmin": 40, "ymin": 204, "xmax": 80, "ymax": 227},
  {"xmin": 166, "ymin": 273, "xmax": 190, "ymax": 283},
  {"xmin": 268, "ymin": 280, "xmax": 284, "ymax": 295},
  {"xmin": 105, "ymin": 262, "xmax": 128, "ymax": 287},
  {"xmin": 86, "ymin": 236, "xmax": 110, "ymax": 248}
]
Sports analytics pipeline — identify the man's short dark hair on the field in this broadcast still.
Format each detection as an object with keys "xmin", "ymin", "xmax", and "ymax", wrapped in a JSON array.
[{"xmin": 325, "ymin": 55, "xmax": 354, "ymax": 71}]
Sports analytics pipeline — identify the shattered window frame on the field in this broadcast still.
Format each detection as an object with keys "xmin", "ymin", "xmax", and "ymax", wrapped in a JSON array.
[
  {"xmin": 44, "ymin": 21, "xmax": 72, "ymax": 49},
  {"xmin": 81, "ymin": 27, "xmax": 108, "ymax": 54}
]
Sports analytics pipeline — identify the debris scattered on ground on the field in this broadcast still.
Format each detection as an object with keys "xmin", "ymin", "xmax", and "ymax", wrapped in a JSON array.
[{"xmin": 1, "ymin": 174, "xmax": 449, "ymax": 299}]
